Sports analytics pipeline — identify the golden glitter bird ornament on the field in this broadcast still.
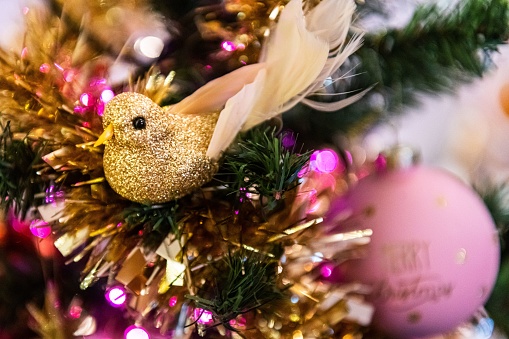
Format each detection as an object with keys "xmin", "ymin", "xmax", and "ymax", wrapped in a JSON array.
[{"xmin": 95, "ymin": 0, "xmax": 366, "ymax": 203}]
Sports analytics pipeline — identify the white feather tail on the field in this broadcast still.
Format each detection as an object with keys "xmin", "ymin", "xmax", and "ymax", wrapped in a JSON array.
[{"xmin": 206, "ymin": 0, "xmax": 362, "ymax": 159}]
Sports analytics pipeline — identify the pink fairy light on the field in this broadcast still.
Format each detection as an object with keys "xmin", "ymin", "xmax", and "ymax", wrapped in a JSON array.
[
  {"xmin": 80, "ymin": 93, "xmax": 93, "ymax": 107},
  {"xmin": 124, "ymin": 326, "xmax": 150, "ymax": 339},
  {"xmin": 105, "ymin": 286, "xmax": 127, "ymax": 307},
  {"xmin": 168, "ymin": 296, "xmax": 178, "ymax": 307},
  {"xmin": 39, "ymin": 63, "xmax": 50, "ymax": 73},
  {"xmin": 194, "ymin": 308, "xmax": 214, "ymax": 324},
  {"xmin": 100, "ymin": 89, "xmax": 115, "ymax": 103},
  {"xmin": 320, "ymin": 264, "xmax": 333, "ymax": 278},
  {"xmin": 68, "ymin": 305, "xmax": 83, "ymax": 319},
  {"xmin": 75, "ymin": 78, "xmax": 114, "ymax": 116},
  {"xmin": 29, "ymin": 219, "xmax": 51, "ymax": 239},
  {"xmin": 221, "ymin": 40, "xmax": 236, "ymax": 52},
  {"xmin": 310, "ymin": 149, "xmax": 339, "ymax": 173}
]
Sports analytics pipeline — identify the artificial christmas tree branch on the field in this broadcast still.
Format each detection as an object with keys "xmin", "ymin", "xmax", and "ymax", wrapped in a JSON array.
[
  {"xmin": 284, "ymin": 0, "xmax": 509, "ymax": 145},
  {"xmin": 0, "ymin": 0, "xmax": 508, "ymax": 337}
]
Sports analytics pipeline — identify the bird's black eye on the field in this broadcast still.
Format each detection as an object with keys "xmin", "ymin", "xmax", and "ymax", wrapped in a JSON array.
[{"xmin": 132, "ymin": 117, "xmax": 146, "ymax": 130}]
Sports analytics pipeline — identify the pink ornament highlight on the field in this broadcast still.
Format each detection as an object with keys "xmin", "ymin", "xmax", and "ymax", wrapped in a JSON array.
[
  {"xmin": 124, "ymin": 325, "xmax": 149, "ymax": 339},
  {"xmin": 105, "ymin": 286, "xmax": 127, "ymax": 307},
  {"xmin": 326, "ymin": 165, "xmax": 500, "ymax": 338}
]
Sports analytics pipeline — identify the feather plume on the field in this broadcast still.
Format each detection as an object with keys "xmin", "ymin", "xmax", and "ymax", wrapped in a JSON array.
[
  {"xmin": 205, "ymin": 0, "xmax": 363, "ymax": 159},
  {"xmin": 168, "ymin": 63, "xmax": 265, "ymax": 115}
]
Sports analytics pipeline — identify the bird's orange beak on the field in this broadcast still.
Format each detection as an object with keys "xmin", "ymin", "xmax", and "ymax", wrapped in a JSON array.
[{"xmin": 94, "ymin": 124, "xmax": 114, "ymax": 147}]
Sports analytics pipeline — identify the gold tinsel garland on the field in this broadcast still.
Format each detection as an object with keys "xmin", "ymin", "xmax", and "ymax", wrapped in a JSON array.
[{"xmin": 0, "ymin": 0, "xmax": 373, "ymax": 338}]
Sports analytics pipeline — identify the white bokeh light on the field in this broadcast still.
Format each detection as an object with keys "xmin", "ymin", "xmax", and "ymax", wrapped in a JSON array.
[{"xmin": 134, "ymin": 36, "xmax": 164, "ymax": 59}]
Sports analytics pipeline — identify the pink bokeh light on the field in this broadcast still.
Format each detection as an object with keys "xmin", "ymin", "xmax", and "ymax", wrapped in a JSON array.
[
  {"xmin": 39, "ymin": 63, "xmax": 50, "ymax": 73},
  {"xmin": 169, "ymin": 296, "xmax": 178, "ymax": 307},
  {"xmin": 320, "ymin": 264, "xmax": 333, "ymax": 278},
  {"xmin": 194, "ymin": 308, "xmax": 214, "ymax": 324},
  {"xmin": 124, "ymin": 326, "xmax": 150, "ymax": 339},
  {"xmin": 105, "ymin": 286, "xmax": 127, "ymax": 307},
  {"xmin": 68, "ymin": 305, "xmax": 83, "ymax": 319},
  {"xmin": 100, "ymin": 89, "xmax": 115, "ymax": 103},
  {"xmin": 29, "ymin": 219, "xmax": 51, "ymax": 239},
  {"xmin": 310, "ymin": 149, "xmax": 340, "ymax": 173},
  {"xmin": 221, "ymin": 40, "xmax": 236, "ymax": 52},
  {"xmin": 80, "ymin": 93, "xmax": 93, "ymax": 107}
]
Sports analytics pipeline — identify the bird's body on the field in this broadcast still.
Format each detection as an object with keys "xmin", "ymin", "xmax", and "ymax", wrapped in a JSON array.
[
  {"xmin": 96, "ymin": 0, "xmax": 365, "ymax": 203},
  {"xmin": 101, "ymin": 93, "xmax": 219, "ymax": 203}
]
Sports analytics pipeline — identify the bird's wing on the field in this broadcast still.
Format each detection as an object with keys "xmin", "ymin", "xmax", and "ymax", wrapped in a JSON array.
[
  {"xmin": 205, "ymin": 69, "xmax": 267, "ymax": 161},
  {"xmin": 168, "ymin": 63, "xmax": 265, "ymax": 116},
  {"xmin": 206, "ymin": 0, "xmax": 362, "ymax": 159}
]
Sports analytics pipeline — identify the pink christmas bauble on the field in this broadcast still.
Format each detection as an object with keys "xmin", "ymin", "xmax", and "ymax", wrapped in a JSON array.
[{"xmin": 326, "ymin": 165, "xmax": 500, "ymax": 338}]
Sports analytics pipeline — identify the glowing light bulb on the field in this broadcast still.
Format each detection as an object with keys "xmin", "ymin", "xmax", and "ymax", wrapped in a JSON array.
[
  {"xmin": 124, "ymin": 325, "xmax": 150, "ymax": 339},
  {"xmin": 80, "ymin": 93, "xmax": 93, "ymax": 107},
  {"xmin": 311, "ymin": 149, "xmax": 339, "ymax": 173},
  {"xmin": 134, "ymin": 36, "xmax": 164, "ymax": 59},
  {"xmin": 320, "ymin": 264, "xmax": 333, "ymax": 278},
  {"xmin": 194, "ymin": 308, "xmax": 214, "ymax": 324},
  {"xmin": 105, "ymin": 286, "xmax": 127, "ymax": 307},
  {"xmin": 169, "ymin": 296, "xmax": 178, "ymax": 307},
  {"xmin": 29, "ymin": 219, "xmax": 51, "ymax": 239},
  {"xmin": 100, "ymin": 89, "xmax": 115, "ymax": 103},
  {"xmin": 39, "ymin": 63, "xmax": 50, "ymax": 73},
  {"xmin": 221, "ymin": 40, "xmax": 236, "ymax": 52},
  {"xmin": 68, "ymin": 305, "xmax": 83, "ymax": 319}
]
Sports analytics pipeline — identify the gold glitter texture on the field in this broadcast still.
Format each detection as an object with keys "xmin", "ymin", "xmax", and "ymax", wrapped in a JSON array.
[{"xmin": 101, "ymin": 92, "xmax": 219, "ymax": 203}]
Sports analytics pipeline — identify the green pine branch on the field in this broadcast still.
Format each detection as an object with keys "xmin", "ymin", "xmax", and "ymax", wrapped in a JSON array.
[
  {"xmin": 186, "ymin": 250, "xmax": 283, "ymax": 330},
  {"xmin": 361, "ymin": 0, "xmax": 509, "ymax": 107},
  {"xmin": 0, "ymin": 121, "xmax": 47, "ymax": 219},
  {"xmin": 476, "ymin": 182, "xmax": 509, "ymax": 242},
  {"xmin": 284, "ymin": 0, "xmax": 509, "ymax": 145},
  {"xmin": 219, "ymin": 128, "xmax": 312, "ymax": 213},
  {"xmin": 476, "ymin": 182, "xmax": 509, "ymax": 335},
  {"xmin": 122, "ymin": 202, "xmax": 179, "ymax": 250}
]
